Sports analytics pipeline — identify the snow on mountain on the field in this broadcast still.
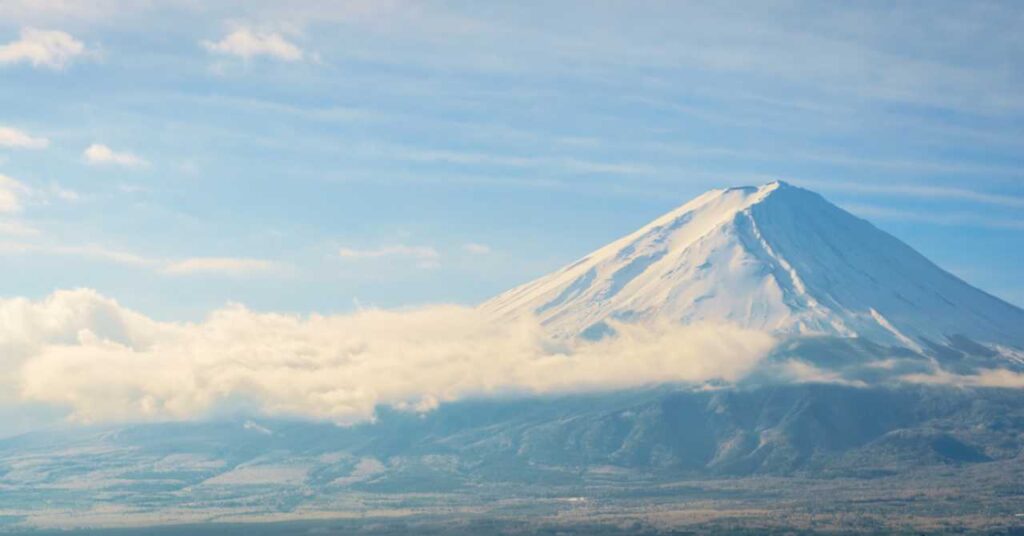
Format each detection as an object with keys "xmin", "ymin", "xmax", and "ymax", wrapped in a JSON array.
[{"xmin": 482, "ymin": 181, "xmax": 1024, "ymax": 351}]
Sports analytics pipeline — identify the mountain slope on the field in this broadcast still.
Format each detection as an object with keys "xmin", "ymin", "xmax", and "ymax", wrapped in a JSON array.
[{"xmin": 482, "ymin": 181, "xmax": 1024, "ymax": 350}]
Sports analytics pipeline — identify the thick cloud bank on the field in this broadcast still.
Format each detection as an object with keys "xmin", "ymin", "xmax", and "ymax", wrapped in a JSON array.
[{"xmin": 1, "ymin": 290, "xmax": 776, "ymax": 424}]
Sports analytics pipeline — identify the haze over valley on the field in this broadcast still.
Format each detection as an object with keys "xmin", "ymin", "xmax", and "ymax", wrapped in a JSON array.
[{"xmin": 2, "ymin": 2, "xmax": 1023, "ymax": 534}]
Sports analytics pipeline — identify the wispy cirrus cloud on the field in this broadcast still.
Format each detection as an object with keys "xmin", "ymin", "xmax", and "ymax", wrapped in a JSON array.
[
  {"xmin": 0, "ymin": 175, "xmax": 30, "ymax": 213},
  {"xmin": 83, "ymin": 143, "xmax": 147, "ymax": 167},
  {"xmin": 0, "ymin": 174, "xmax": 79, "ymax": 218},
  {"xmin": 0, "ymin": 220, "xmax": 39, "ymax": 236},
  {"xmin": 202, "ymin": 28, "xmax": 305, "ymax": 62},
  {"xmin": 390, "ymin": 146, "xmax": 657, "ymax": 176},
  {"xmin": 0, "ymin": 173, "xmax": 279, "ymax": 278},
  {"xmin": 841, "ymin": 203, "xmax": 1024, "ymax": 231},
  {"xmin": 810, "ymin": 180, "xmax": 1024, "ymax": 210},
  {"xmin": 162, "ymin": 257, "xmax": 285, "ymax": 277},
  {"xmin": 339, "ymin": 244, "xmax": 440, "ymax": 267},
  {"xmin": 0, "ymin": 242, "xmax": 154, "ymax": 266},
  {"xmin": 46, "ymin": 183, "xmax": 79, "ymax": 202},
  {"xmin": 0, "ymin": 0, "xmax": 128, "ymax": 22},
  {"xmin": 0, "ymin": 240, "xmax": 285, "ymax": 278},
  {"xmin": 0, "ymin": 27, "xmax": 85, "ymax": 69},
  {"xmin": 0, "ymin": 126, "xmax": 49, "ymax": 149},
  {"xmin": 463, "ymin": 243, "xmax": 491, "ymax": 255}
]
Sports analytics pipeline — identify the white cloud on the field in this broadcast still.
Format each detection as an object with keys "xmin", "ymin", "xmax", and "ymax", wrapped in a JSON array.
[
  {"xmin": 0, "ymin": 174, "xmax": 30, "ymax": 213},
  {"xmin": 0, "ymin": 242, "xmax": 285, "ymax": 278},
  {"xmin": 46, "ymin": 183, "xmax": 79, "ymax": 202},
  {"xmin": 389, "ymin": 146, "xmax": 656, "ymax": 176},
  {"xmin": 463, "ymin": 243, "xmax": 491, "ymax": 255},
  {"xmin": 1, "ymin": 289, "xmax": 776, "ymax": 424},
  {"xmin": 0, "ymin": 27, "xmax": 85, "ymax": 69},
  {"xmin": 163, "ymin": 257, "xmax": 284, "ymax": 277},
  {"xmin": 841, "ymin": 203, "xmax": 1024, "ymax": 231},
  {"xmin": 0, "ymin": 175, "xmax": 76, "ymax": 239},
  {"xmin": 901, "ymin": 368, "xmax": 1024, "ymax": 388},
  {"xmin": 0, "ymin": 174, "xmax": 79, "ymax": 212},
  {"xmin": 202, "ymin": 28, "xmax": 304, "ymax": 62},
  {"xmin": 83, "ymin": 144, "xmax": 147, "ymax": 167},
  {"xmin": 0, "ymin": 220, "xmax": 39, "ymax": 236},
  {"xmin": 0, "ymin": 0, "xmax": 129, "ymax": 22},
  {"xmin": 0, "ymin": 126, "xmax": 49, "ymax": 149},
  {"xmin": 339, "ymin": 244, "xmax": 440, "ymax": 268},
  {"xmin": 775, "ymin": 359, "xmax": 868, "ymax": 388},
  {"xmin": 813, "ymin": 180, "xmax": 1024, "ymax": 210},
  {"xmin": 0, "ymin": 242, "xmax": 155, "ymax": 266}
]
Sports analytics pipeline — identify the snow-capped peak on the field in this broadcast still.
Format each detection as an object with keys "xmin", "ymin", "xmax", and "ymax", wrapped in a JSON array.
[{"xmin": 482, "ymin": 181, "xmax": 1024, "ymax": 350}]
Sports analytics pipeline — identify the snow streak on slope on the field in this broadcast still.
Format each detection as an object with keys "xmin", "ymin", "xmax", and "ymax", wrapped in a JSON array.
[{"xmin": 482, "ymin": 181, "xmax": 1024, "ymax": 349}]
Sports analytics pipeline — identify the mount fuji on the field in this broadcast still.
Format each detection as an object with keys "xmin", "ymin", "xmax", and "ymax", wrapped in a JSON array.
[
  {"xmin": 483, "ymin": 181, "xmax": 1024, "ymax": 358},
  {"xmin": 4, "ymin": 182, "xmax": 1024, "ymax": 533}
]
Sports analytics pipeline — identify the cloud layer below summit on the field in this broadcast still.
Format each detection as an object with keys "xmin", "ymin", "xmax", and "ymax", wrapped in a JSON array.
[
  {"xmin": 2, "ymin": 289, "xmax": 776, "ymax": 424},
  {"xmin": 3, "ymin": 288, "xmax": 1022, "ymax": 427}
]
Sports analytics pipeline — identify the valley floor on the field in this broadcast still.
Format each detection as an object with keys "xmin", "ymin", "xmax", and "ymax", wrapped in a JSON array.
[
  {"xmin": 3, "ymin": 385, "xmax": 1023, "ymax": 534},
  {"xmin": 4, "ymin": 461, "xmax": 1024, "ymax": 534}
]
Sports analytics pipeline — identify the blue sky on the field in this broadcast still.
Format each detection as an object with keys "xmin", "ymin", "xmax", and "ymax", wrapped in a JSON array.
[{"xmin": 1, "ymin": 0, "xmax": 1022, "ymax": 320}]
